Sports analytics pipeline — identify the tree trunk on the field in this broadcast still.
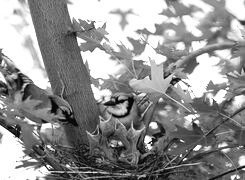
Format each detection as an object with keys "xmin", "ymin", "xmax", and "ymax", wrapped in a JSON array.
[{"xmin": 28, "ymin": 0, "xmax": 99, "ymax": 146}]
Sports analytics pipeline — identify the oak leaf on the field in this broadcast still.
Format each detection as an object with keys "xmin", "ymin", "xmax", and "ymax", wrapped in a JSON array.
[{"xmin": 129, "ymin": 59, "xmax": 173, "ymax": 95}]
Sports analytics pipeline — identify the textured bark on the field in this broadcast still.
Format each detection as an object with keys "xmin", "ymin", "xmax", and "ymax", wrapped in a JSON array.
[{"xmin": 28, "ymin": 0, "xmax": 99, "ymax": 145}]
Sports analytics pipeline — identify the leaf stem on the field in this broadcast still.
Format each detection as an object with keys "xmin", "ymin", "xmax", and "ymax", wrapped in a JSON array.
[{"xmin": 163, "ymin": 92, "xmax": 192, "ymax": 113}]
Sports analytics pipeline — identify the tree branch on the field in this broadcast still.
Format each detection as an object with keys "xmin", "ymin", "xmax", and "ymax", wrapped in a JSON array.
[
  {"xmin": 166, "ymin": 41, "xmax": 245, "ymax": 74},
  {"xmin": 177, "ymin": 41, "xmax": 239, "ymax": 68}
]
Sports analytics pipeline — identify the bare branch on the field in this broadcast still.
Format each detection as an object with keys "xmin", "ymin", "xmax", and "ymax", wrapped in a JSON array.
[{"xmin": 166, "ymin": 41, "xmax": 245, "ymax": 74}]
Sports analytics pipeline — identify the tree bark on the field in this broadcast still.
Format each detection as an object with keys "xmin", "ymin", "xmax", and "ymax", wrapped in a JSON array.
[{"xmin": 28, "ymin": 0, "xmax": 99, "ymax": 146}]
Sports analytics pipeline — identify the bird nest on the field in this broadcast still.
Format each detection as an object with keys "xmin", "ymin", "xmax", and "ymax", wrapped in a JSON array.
[{"xmin": 32, "ymin": 140, "xmax": 198, "ymax": 180}]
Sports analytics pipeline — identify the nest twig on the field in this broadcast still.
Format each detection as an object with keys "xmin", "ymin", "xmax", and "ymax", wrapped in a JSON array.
[{"xmin": 35, "ymin": 143, "xmax": 201, "ymax": 180}]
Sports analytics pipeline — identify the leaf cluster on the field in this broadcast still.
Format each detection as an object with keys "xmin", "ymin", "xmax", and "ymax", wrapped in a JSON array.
[{"xmin": 74, "ymin": 0, "xmax": 245, "ymax": 179}]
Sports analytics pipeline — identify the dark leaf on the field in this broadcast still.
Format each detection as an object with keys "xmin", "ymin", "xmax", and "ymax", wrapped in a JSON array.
[
  {"xmin": 231, "ymin": 47, "xmax": 245, "ymax": 73},
  {"xmin": 155, "ymin": 104, "xmax": 186, "ymax": 134},
  {"xmin": 172, "ymin": 84, "xmax": 192, "ymax": 104},
  {"xmin": 227, "ymin": 73, "xmax": 245, "ymax": 95},
  {"xmin": 202, "ymin": 0, "xmax": 226, "ymax": 9},
  {"xmin": 79, "ymin": 41, "xmax": 103, "ymax": 52},
  {"xmin": 136, "ymin": 28, "xmax": 152, "ymax": 36},
  {"xmin": 74, "ymin": 19, "xmax": 108, "ymax": 52},
  {"xmin": 99, "ymin": 75, "xmax": 133, "ymax": 93},
  {"xmin": 78, "ymin": 19, "xmax": 95, "ymax": 31},
  {"xmin": 113, "ymin": 44, "xmax": 133, "ymax": 60},
  {"xmin": 206, "ymin": 81, "xmax": 217, "ymax": 91},
  {"xmin": 182, "ymin": 58, "xmax": 199, "ymax": 74},
  {"xmin": 155, "ymin": 43, "xmax": 188, "ymax": 61},
  {"xmin": 169, "ymin": 123, "xmax": 213, "ymax": 155},
  {"xmin": 155, "ymin": 21, "xmax": 204, "ymax": 45},
  {"xmin": 123, "ymin": 59, "xmax": 150, "ymax": 80},
  {"xmin": 206, "ymin": 80, "xmax": 227, "ymax": 95},
  {"xmin": 218, "ymin": 59, "xmax": 237, "ymax": 75},
  {"xmin": 16, "ymin": 160, "xmax": 42, "ymax": 169},
  {"xmin": 110, "ymin": 9, "xmax": 134, "ymax": 30},
  {"xmin": 127, "ymin": 37, "xmax": 146, "ymax": 55},
  {"xmin": 160, "ymin": 1, "xmax": 201, "ymax": 17},
  {"xmin": 0, "ymin": 131, "xmax": 2, "ymax": 143},
  {"xmin": 225, "ymin": 121, "xmax": 245, "ymax": 146},
  {"xmin": 191, "ymin": 97, "xmax": 219, "ymax": 113},
  {"xmin": 170, "ymin": 123, "xmax": 204, "ymax": 144},
  {"xmin": 154, "ymin": 22, "xmax": 176, "ymax": 36}
]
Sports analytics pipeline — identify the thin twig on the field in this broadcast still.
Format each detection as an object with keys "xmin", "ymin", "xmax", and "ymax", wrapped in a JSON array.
[
  {"xmin": 186, "ymin": 144, "xmax": 241, "ymax": 162},
  {"xmin": 221, "ymin": 152, "xmax": 239, "ymax": 177},
  {"xmin": 206, "ymin": 106, "xmax": 245, "ymax": 137},
  {"xmin": 208, "ymin": 165, "xmax": 245, "ymax": 180},
  {"xmin": 51, "ymin": 170, "xmax": 131, "ymax": 176},
  {"xmin": 218, "ymin": 112, "xmax": 242, "ymax": 126},
  {"xmin": 177, "ymin": 148, "xmax": 194, "ymax": 165},
  {"xmin": 83, "ymin": 175, "xmax": 131, "ymax": 179},
  {"xmin": 163, "ymin": 155, "xmax": 179, "ymax": 169},
  {"xmin": 153, "ymin": 162, "xmax": 202, "ymax": 173},
  {"xmin": 163, "ymin": 92, "xmax": 192, "ymax": 113}
]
